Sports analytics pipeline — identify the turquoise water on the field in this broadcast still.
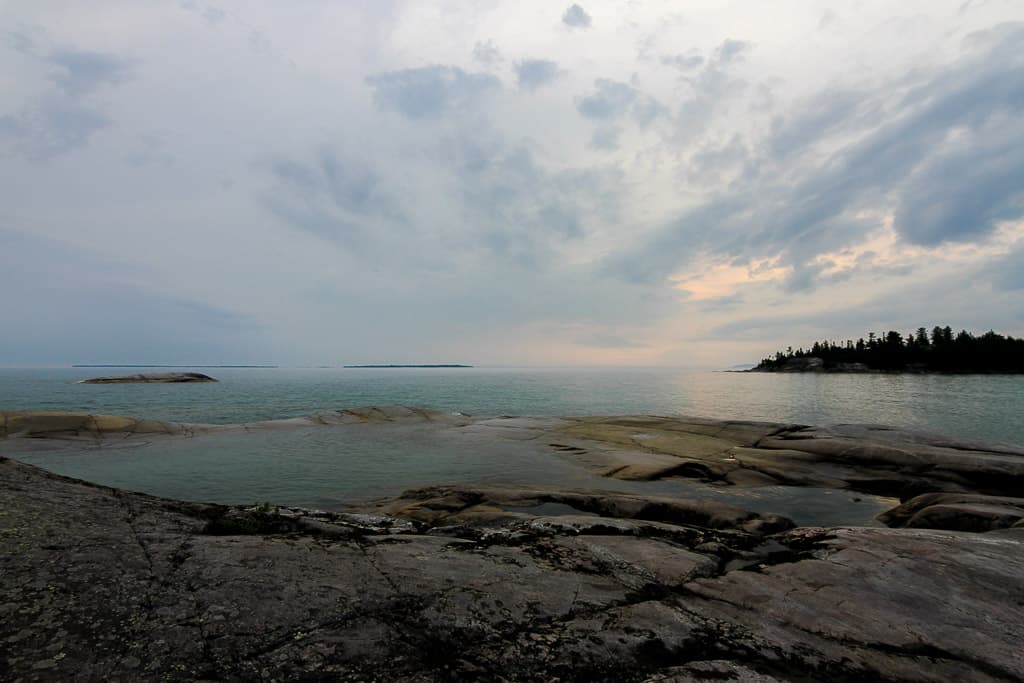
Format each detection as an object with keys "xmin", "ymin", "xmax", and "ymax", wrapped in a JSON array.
[
  {"xmin": 2, "ymin": 367, "xmax": 1020, "ymax": 522},
  {"xmin": 2, "ymin": 367, "xmax": 1022, "ymax": 444},
  {"xmin": 5, "ymin": 422, "xmax": 894, "ymax": 526}
]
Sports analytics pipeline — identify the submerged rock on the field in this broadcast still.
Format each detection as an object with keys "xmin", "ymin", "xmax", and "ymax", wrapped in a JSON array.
[{"xmin": 78, "ymin": 372, "xmax": 218, "ymax": 383}]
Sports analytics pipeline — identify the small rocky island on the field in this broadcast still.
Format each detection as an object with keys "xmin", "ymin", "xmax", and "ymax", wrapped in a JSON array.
[
  {"xmin": 2, "ymin": 407, "xmax": 1023, "ymax": 681},
  {"xmin": 78, "ymin": 372, "xmax": 218, "ymax": 384}
]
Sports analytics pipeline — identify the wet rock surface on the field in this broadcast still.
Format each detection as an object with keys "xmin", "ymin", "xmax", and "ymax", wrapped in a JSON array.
[
  {"xmin": 3, "ymin": 408, "xmax": 1024, "ymax": 680},
  {"xmin": 3, "ymin": 455, "xmax": 1024, "ymax": 682},
  {"xmin": 78, "ymin": 372, "xmax": 219, "ymax": 384},
  {"xmin": 554, "ymin": 415, "xmax": 1024, "ymax": 499}
]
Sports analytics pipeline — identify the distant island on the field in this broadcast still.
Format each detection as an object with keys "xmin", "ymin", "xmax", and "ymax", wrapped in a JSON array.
[
  {"xmin": 79, "ymin": 372, "xmax": 218, "ymax": 384},
  {"xmin": 73, "ymin": 365, "xmax": 278, "ymax": 368},
  {"xmin": 753, "ymin": 326, "xmax": 1024, "ymax": 373},
  {"xmin": 343, "ymin": 364, "xmax": 473, "ymax": 368}
]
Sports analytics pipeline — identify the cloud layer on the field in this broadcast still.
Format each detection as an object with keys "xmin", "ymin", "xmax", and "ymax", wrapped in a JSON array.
[{"xmin": 1, "ymin": 2, "xmax": 1022, "ymax": 366}]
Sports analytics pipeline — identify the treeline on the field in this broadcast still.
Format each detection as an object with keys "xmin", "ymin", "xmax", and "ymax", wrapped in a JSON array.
[{"xmin": 755, "ymin": 326, "xmax": 1024, "ymax": 373}]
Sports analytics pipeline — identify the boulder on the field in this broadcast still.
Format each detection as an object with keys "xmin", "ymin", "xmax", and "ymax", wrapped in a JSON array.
[{"xmin": 878, "ymin": 492, "xmax": 1024, "ymax": 531}]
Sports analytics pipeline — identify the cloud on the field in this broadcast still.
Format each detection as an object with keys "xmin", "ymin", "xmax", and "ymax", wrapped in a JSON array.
[
  {"xmin": 768, "ymin": 89, "xmax": 880, "ymax": 160},
  {"xmin": 992, "ymin": 243, "xmax": 1024, "ymax": 290},
  {"xmin": 576, "ymin": 334, "xmax": 647, "ymax": 349},
  {"xmin": 264, "ymin": 149, "xmax": 398, "ymax": 253},
  {"xmin": 47, "ymin": 49, "xmax": 132, "ymax": 96},
  {"xmin": 706, "ymin": 257, "xmax": 1020, "ymax": 345},
  {"xmin": 0, "ymin": 228, "xmax": 266, "ymax": 364},
  {"xmin": 894, "ymin": 119, "xmax": 1024, "ymax": 246},
  {"xmin": 562, "ymin": 4, "xmax": 592, "ymax": 29},
  {"xmin": 661, "ymin": 53, "xmax": 704, "ymax": 71},
  {"xmin": 516, "ymin": 59, "xmax": 560, "ymax": 91},
  {"xmin": 0, "ymin": 97, "xmax": 111, "ymax": 157},
  {"xmin": 686, "ymin": 134, "xmax": 750, "ymax": 186},
  {"xmin": 604, "ymin": 23, "xmax": 1024, "ymax": 292},
  {"xmin": 365, "ymin": 65, "xmax": 500, "ymax": 119},
  {"xmin": 472, "ymin": 40, "xmax": 501, "ymax": 65},
  {"xmin": 714, "ymin": 39, "xmax": 750, "ymax": 64},
  {"xmin": 179, "ymin": 0, "xmax": 227, "ymax": 25},
  {"xmin": 0, "ymin": 47, "xmax": 131, "ymax": 158},
  {"xmin": 576, "ymin": 78, "xmax": 665, "ymax": 126},
  {"xmin": 589, "ymin": 125, "xmax": 621, "ymax": 151},
  {"xmin": 576, "ymin": 79, "xmax": 635, "ymax": 119},
  {"xmin": 2, "ymin": 4, "xmax": 1023, "ymax": 368}
]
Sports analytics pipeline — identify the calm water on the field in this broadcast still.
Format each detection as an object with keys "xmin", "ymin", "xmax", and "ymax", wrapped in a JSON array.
[
  {"xmin": 1, "ymin": 367, "xmax": 1020, "ymax": 522},
  {"xmin": 2, "ymin": 367, "xmax": 1022, "ymax": 444}
]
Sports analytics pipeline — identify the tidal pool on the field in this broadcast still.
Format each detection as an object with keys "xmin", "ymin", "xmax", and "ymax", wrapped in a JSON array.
[{"xmin": 5, "ymin": 421, "xmax": 897, "ymax": 527}]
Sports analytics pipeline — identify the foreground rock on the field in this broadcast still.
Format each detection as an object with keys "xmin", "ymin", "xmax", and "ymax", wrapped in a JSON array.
[
  {"xmin": 78, "ymin": 372, "xmax": 218, "ymax": 384},
  {"xmin": 2, "ymin": 457, "xmax": 1023, "ymax": 682}
]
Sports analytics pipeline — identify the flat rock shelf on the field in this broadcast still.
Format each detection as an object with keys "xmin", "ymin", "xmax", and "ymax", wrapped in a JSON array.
[{"xmin": 2, "ymin": 406, "xmax": 1023, "ymax": 681}]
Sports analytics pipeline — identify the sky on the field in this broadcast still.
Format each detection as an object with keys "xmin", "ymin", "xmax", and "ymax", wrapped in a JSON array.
[{"xmin": 1, "ymin": 1, "xmax": 1023, "ymax": 368}]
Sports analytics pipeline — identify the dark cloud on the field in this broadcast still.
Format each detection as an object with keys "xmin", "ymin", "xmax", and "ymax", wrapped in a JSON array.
[
  {"xmin": 577, "ymin": 79, "xmax": 635, "ymax": 119},
  {"xmin": 0, "ymin": 48, "xmax": 131, "ymax": 158},
  {"xmin": 47, "ymin": 49, "xmax": 132, "ymax": 96},
  {"xmin": 604, "ymin": 23, "xmax": 1024, "ymax": 291},
  {"xmin": 265, "ymin": 149, "xmax": 397, "ymax": 252},
  {"xmin": 365, "ymin": 65, "xmax": 500, "ymax": 119},
  {"xmin": 576, "ymin": 79, "xmax": 665, "ymax": 126},
  {"xmin": 446, "ymin": 141, "xmax": 595, "ymax": 268},
  {"xmin": 895, "ymin": 119, "xmax": 1024, "ymax": 245},
  {"xmin": 768, "ymin": 89, "xmax": 880, "ymax": 161},
  {"xmin": 516, "ymin": 59, "xmax": 560, "ymax": 91},
  {"xmin": 562, "ymin": 4, "xmax": 592, "ymax": 29}
]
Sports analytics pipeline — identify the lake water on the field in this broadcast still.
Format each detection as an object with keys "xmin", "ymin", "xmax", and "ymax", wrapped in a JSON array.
[
  {"xmin": 2, "ymin": 367, "xmax": 1021, "ymax": 523},
  {"xmin": 3, "ymin": 367, "xmax": 1022, "ymax": 444}
]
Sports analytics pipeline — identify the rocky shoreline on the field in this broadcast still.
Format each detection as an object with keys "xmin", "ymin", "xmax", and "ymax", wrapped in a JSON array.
[{"xmin": 2, "ymin": 407, "xmax": 1024, "ymax": 681}]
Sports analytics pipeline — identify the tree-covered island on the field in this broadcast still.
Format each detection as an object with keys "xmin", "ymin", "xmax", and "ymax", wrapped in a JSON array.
[{"xmin": 753, "ymin": 326, "xmax": 1024, "ymax": 373}]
